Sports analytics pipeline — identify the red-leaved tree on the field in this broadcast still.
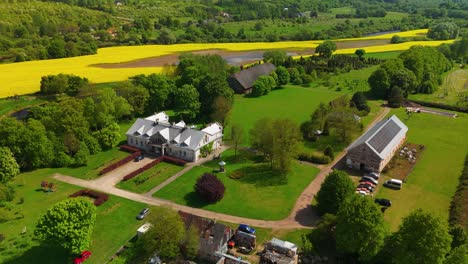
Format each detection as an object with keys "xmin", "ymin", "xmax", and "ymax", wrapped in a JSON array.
[{"xmin": 194, "ymin": 173, "xmax": 225, "ymax": 203}]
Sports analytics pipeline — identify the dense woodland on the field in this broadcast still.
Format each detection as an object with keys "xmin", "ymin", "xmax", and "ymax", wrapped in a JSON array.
[{"xmin": 0, "ymin": 0, "xmax": 467, "ymax": 62}]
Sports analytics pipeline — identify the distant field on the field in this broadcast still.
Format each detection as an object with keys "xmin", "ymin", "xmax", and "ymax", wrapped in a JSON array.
[
  {"xmin": 0, "ymin": 29, "xmax": 454, "ymax": 98},
  {"xmin": 409, "ymin": 68, "xmax": 468, "ymax": 106},
  {"xmin": 376, "ymin": 108, "xmax": 468, "ymax": 230}
]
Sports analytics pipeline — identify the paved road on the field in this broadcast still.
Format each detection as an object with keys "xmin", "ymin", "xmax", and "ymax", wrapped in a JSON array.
[{"xmin": 54, "ymin": 107, "xmax": 390, "ymax": 229}]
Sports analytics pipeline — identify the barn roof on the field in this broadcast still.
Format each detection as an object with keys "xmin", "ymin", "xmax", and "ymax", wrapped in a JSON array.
[
  {"xmin": 230, "ymin": 62, "xmax": 276, "ymax": 90},
  {"xmin": 347, "ymin": 115, "xmax": 408, "ymax": 159}
]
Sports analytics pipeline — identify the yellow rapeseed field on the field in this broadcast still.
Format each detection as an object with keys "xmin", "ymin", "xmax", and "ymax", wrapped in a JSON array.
[{"xmin": 0, "ymin": 29, "xmax": 454, "ymax": 98}]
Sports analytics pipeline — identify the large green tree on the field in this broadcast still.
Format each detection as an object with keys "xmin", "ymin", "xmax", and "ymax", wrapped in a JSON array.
[
  {"xmin": 35, "ymin": 198, "xmax": 97, "ymax": 254},
  {"xmin": 252, "ymin": 75, "xmax": 276, "ymax": 97},
  {"xmin": 271, "ymin": 119, "xmax": 302, "ymax": 174},
  {"xmin": 137, "ymin": 207, "xmax": 186, "ymax": 260},
  {"xmin": 0, "ymin": 147, "xmax": 20, "ymax": 183},
  {"xmin": 315, "ymin": 41, "xmax": 337, "ymax": 58},
  {"xmin": 250, "ymin": 118, "xmax": 274, "ymax": 166},
  {"xmin": 316, "ymin": 170, "xmax": 354, "ymax": 215},
  {"xmin": 336, "ymin": 195, "xmax": 387, "ymax": 261},
  {"xmin": 131, "ymin": 73, "xmax": 173, "ymax": 114},
  {"xmin": 115, "ymin": 81, "xmax": 150, "ymax": 116},
  {"xmin": 392, "ymin": 209, "xmax": 452, "ymax": 264},
  {"xmin": 172, "ymin": 84, "xmax": 201, "ymax": 119},
  {"xmin": 275, "ymin": 66, "xmax": 290, "ymax": 86},
  {"xmin": 326, "ymin": 109, "xmax": 361, "ymax": 143}
]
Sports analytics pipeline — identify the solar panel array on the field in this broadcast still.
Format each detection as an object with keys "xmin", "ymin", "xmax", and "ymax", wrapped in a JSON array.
[{"xmin": 368, "ymin": 120, "xmax": 401, "ymax": 153}]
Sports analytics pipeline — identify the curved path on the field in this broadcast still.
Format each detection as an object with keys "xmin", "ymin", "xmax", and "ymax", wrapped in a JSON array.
[{"xmin": 54, "ymin": 107, "xmax": 390, "ymax": 229}]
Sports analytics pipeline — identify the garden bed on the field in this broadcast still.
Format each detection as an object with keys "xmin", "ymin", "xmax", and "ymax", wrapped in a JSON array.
[{"xmin": 383, "ymin": 143, "xmax": 425, "ymax": 181}]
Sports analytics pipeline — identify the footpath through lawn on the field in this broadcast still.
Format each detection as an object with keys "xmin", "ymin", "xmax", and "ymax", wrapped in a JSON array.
[
  {"xmin": 376, "ymin": 108, "xmax": 468, "ymax": 230},
  {"xmin": 154, "ymin": 149, "xmax": 320, "ymax": 220}
]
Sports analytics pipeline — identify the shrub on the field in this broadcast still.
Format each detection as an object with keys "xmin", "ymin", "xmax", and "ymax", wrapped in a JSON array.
[
  {"xmin": 122, "ymin": 157, "xmax": 162, "ymax": 181},
  {"xmin": 100, "ymin": 151, "xmax": 141, "ymax": 175},
  {"xmin": 298, "ymin": 153, "xmax": 332, "ymax": 164},
  {"xmin": 324, "ymin": 145, "xmax": 334, "ymax": 160},
  {"xmin": 69, "ymin": 189, "xmax": 109, "ymax": 206},
  {"xmin": 194, "ymin": 173, "xmax": 225, "ymax": 203},
  {"xmin": 449, "ymin": 154, "xmax": 468, "ymax": 229}
]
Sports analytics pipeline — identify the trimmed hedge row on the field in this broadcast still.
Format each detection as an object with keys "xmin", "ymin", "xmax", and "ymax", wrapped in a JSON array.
[
  {"xmin": 409, "ymin": 99, "xmax": 468, "ymax": 113},
  {"xmin": 100, "ymin": 151, "xmax": 141, "ymax": 175},
  {"xmin": 449, "ymin": 154, "xmax": 468, "ymax": 230},
  {"xmin": 122, "ymin": 157, "xmax": 163, "ymax": 181},
  {"xmin": 298, "ymin": 152, "xmax": 332, "ymax": 164},
  {"xmin": 69, "ymin": 189, "xmax": 109, "ymax": 206},
  {"xmin": 120, "ymin": 144, "xmax": 141, "ymax": 153},
  {"xmin": 162, "ymin": 155, "xmax": 187, "ymax": 166}
]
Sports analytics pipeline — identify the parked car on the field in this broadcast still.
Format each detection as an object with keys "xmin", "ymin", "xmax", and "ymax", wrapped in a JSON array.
[
  {"xmin": 375, "ymin": 198, "xmax": 392, "ymax": 207},
  {"xmin": 134, "ymin": 155, "xmax": 144, "ymax": 162},
  {"xmin": 357, "ymin": 184, "xmax": 374, "ymax": 192},
  {"xmin": 360, "ymin": 181, "xmax": 376, "ymax": 187},
  {"xmin": 148, "ymin": 255, "xmax": 161, "ymax": 264},
  {"xmin": 136, "ymin": 208, "xmax": 150, "ymax": 220},
  {"xmin": 238, "ymin": 246, "xmax": 253, "ymax": 254},
  {"xmin": 368, "ymin": 172, "xmax": 380, "ymax": 180},
  {"xmin": 383, "ymin": 179, "xmax": 403, "ymax": 190},
  {"xmin": 356, "ymin": 187, "xmax": 370, "ymax": 193},
  {"xmin": 73, "ymin": 251, "xmax": 91, "ymax": 264},
  {"xmin": 238, "ymin": 224, "xmax": 256, "ymax": 234},
  {"xmin": 362, "ymin": 176, "xmax": 378, "ymax": 185},
  {"xmin": 356, "ymin": 190, "xmax": 368, "ymax": 196}
]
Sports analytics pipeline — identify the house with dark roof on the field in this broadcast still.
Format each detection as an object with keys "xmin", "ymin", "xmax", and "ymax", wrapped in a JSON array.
[
  {"xmin": 126, "ymin": 112, "xmax": 222, "ymax": 162},
  {"xmin": 227, "ymin": 63, "xmax": 276, "ymax": 94},
  {"xmin": 346, "ymin": 115, "xmax": 408, "ymax": 172}
]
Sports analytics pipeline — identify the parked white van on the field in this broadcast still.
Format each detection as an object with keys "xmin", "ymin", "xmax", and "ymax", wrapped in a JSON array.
[{"xmin": 384, "ymin": 179, "xmax": 403, "ymax": 190}]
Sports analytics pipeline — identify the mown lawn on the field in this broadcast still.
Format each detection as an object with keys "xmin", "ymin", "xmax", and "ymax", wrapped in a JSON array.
[
  {"xmin": 116, "ymin": 162, "xmax": 184, "ymax": 193},
  {"xmin": 0, "ymin": 96, "xmax": 46, "ymax": 116},
  {"xmin": 376, "ymin": 108, "xmax": 468, "ymax": 230},
  {"xmin": 228, "ymin": 85, "xmax": 341, "ymax": 142},
  {"xmin": 154, "ymin": 149, "xmax": 320, "ymax": 220},
  {"xmin": 0, "ymin": 170, "xmax": 145, "ymax": 264}
]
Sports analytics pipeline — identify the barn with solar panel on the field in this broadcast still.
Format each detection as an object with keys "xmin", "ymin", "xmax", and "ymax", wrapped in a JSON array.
[{"xmin": 346, "ymin": 115, "xmax": 408, "ymax": 173}]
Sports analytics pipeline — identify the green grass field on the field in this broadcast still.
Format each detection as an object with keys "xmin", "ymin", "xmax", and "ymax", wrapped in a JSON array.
[
  {"xmin": 0, "ymin": 96, "xmax": 46, "ymax": 116},
  {"xmin": 116, "ymin": 162, "xmax": 184, "ymax": 193},
  {"xmin": 0, "ymin": 170, "xmax": 145, "ymax": 264},
  {"xmin": 376, "ymin": 108, "xmax": 468, "ymax": 230},
  {"xmin": 409, "ymin": 68, "xmax": 468, "ymax": 106},
  {"xmin": 228, "ymin": 86, "xmax": 341, "ymax": 142},
  {"xmin": 154, "ymin": 149, "xmax": 320, "ymax": 220}
]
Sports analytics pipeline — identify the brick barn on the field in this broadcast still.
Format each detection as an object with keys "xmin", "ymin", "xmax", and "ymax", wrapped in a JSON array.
[{"xmin": 346, "ymin": 115, "xmax": 408, "ymax": 173}]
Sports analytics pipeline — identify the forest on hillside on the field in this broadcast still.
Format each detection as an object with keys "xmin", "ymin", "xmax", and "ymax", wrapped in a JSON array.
[{"xmin": 0, "ymin": 0, "xmax": 467, "ymax": 63}]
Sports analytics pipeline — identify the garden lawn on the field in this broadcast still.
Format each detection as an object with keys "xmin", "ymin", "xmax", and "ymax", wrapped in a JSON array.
[
  {"xmin": 376, "ymin": 108, "xmax": 468, "ymax": 231},
  {"xmin": 116, "ymin": 162, "xmax": 184, "ymax": 193},
  {"xmin": 0, "ymin": 170, "xmax": 145, "ymax": 264},
  {"xmin": 154, "ymin": 149, "xmax": 320, "ymax": 220},
  {"xmin": 228, "ymin": 85, "xmax": 341, "ymax": 142}
]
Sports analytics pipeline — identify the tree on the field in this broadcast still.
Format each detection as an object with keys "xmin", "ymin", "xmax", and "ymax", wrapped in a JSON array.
[
  {"xmin": 231, "ymin": 124, "xmax": 244, "ymax": 159},
  {"xmin": 35, "ymin": 198, "xmax": 97, "ymax": 254},
  {"xmin": 275, "ymin": 66, "xmax": 290, "ymax": 86},
  {"xmin": 428, "ymin": 22, "xmax": 459, "ymax": 40},
  {"xmin": 73, "ymin": 142, "xmax": 90, "ymax": 167},
  {"xmin": 316, "ymin": 170, "xmax": 354, "ymax": 215},
  {"xmin": 0, "ymin": 147, "xmax": 20, "ymax": 183},
  {"xmin": 336, "ymin": 195, "xmax": 386, "ymax": 261},
  {"xmin": 351, "ymin": 92, "xmax": 369, "ymax": 112},
  {"xmin": 287, "ymin": 67, "xmax": 302, "ymax": 85},
  {"xmin": 172, "ymin": 84, "xmax": 201, "ymax": 119},
  {"xmin": 195, "ymin": 173, "xmax": 225, "ymax": 203},
  {"xmin": 210, "ymin": 96, "xmax": 232, "ymax": 126},
  {"xmin": 47, "ymin": 38, "xmax": 66, "ymax": 58},
  {"xmin": 180, "ymin": 225, "xmax": 200, "ymax": 260},
  {"xmin": 444, "ymin": 245, "xmax": 467, "ymax": 264},
  {"xmin": 355, "ymin": 49, "xmax": 365, "ymax": 59},
  {"xmin": 388, "ymin": 87, "xmax": 403, "ymax": 108},
  {"xmin": 93, "ymin": 122, "xmax": 120, "ymax": 149},
  {"xmin": 315, "ymin": 41, "xmax": 337, "ymax": 59},
  {"xmin": 156, "ymin": 28, "xmax": 176, "ymax": 44},
  {"xmin": 115, "ymin": 81, "xmax": 150, "ymax": 116},
  {"xmin": 368, "ymin": 68, "xmax": 390, "ymax": 99},
  {"xmin": 392, "ymin": 209, "xmax": 452, "ymax": 264},
  {"xmin": 323, "ymin": 145, "xmax": 334, "ymax": 160},
  {"xmin": 40, "ymin": 74, "xmax": 68, "ymax": 95},
  {"xmin": 23, "ymin": 119, "xmax": 55, "ymax": 169},
  {"xmin": 326, "ymin": 109, "xmax": 361, "ymax": 143},
  {"xmin": 271, "ymin": 119, "xmax": 302, "ymax": 174},
  {"xmin": 252, "ymin": 75, "xmax": 276, "ymax": 96},
  {"xmin": 250, "ymin": 118, "xmax": 274, "ymax": 165},
  {"xmin": 263, "ymin": 50, "xmax": 288, "ymax": 65},
  {"xmin": 131, "ymin": 74, "xmax": 173, "ymax": 114},
  {"xmin": 137, "ymin": 207, "xmax": 186, "ymax": 260}
]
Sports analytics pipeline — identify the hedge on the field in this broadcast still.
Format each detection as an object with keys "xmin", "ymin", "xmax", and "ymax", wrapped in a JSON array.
[
  {"xmin": 408, "ymin": 99, "xmax": 468, "ymax": 113},
  {"xmin": 99, "ymin": 151, "xmax": 141, "ymax": 175},
  {"xmin": 298, "ymin": 152, "xmax": 332, "ymax": 164},
  {"xmin": 449, "ymin": 154, "xmax": 468, "ymax": 230},
  {"xmin": 121, "ymin": 156, "xmax": 187, "ymax": 182},
  {"xmin": 119, "ymin": 145, "xmax": 141, "ymax": 153},
  {"xmin": 69, "ymin": 189, "xmax": 109, "ymax": 206}
]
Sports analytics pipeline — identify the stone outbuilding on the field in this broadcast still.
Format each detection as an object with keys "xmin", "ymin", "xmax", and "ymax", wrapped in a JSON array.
[{"xmin": 346, "ymin": 115, "xmax": 408, "ymax": 172}]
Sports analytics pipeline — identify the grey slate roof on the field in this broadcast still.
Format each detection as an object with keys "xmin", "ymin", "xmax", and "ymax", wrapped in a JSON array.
[
  {"xmin": 347, "ymin": 115, "xmax": 408, "ymax": 159},
  {"xmin": 230, "ymin": 62, "xmax": 276, "ymax": 90}
]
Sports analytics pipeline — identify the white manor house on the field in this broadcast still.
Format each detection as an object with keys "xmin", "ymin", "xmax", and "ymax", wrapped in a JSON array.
[{"xmin": 126, "ymin": 112, "xmax": 223, "ymax": 162}]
